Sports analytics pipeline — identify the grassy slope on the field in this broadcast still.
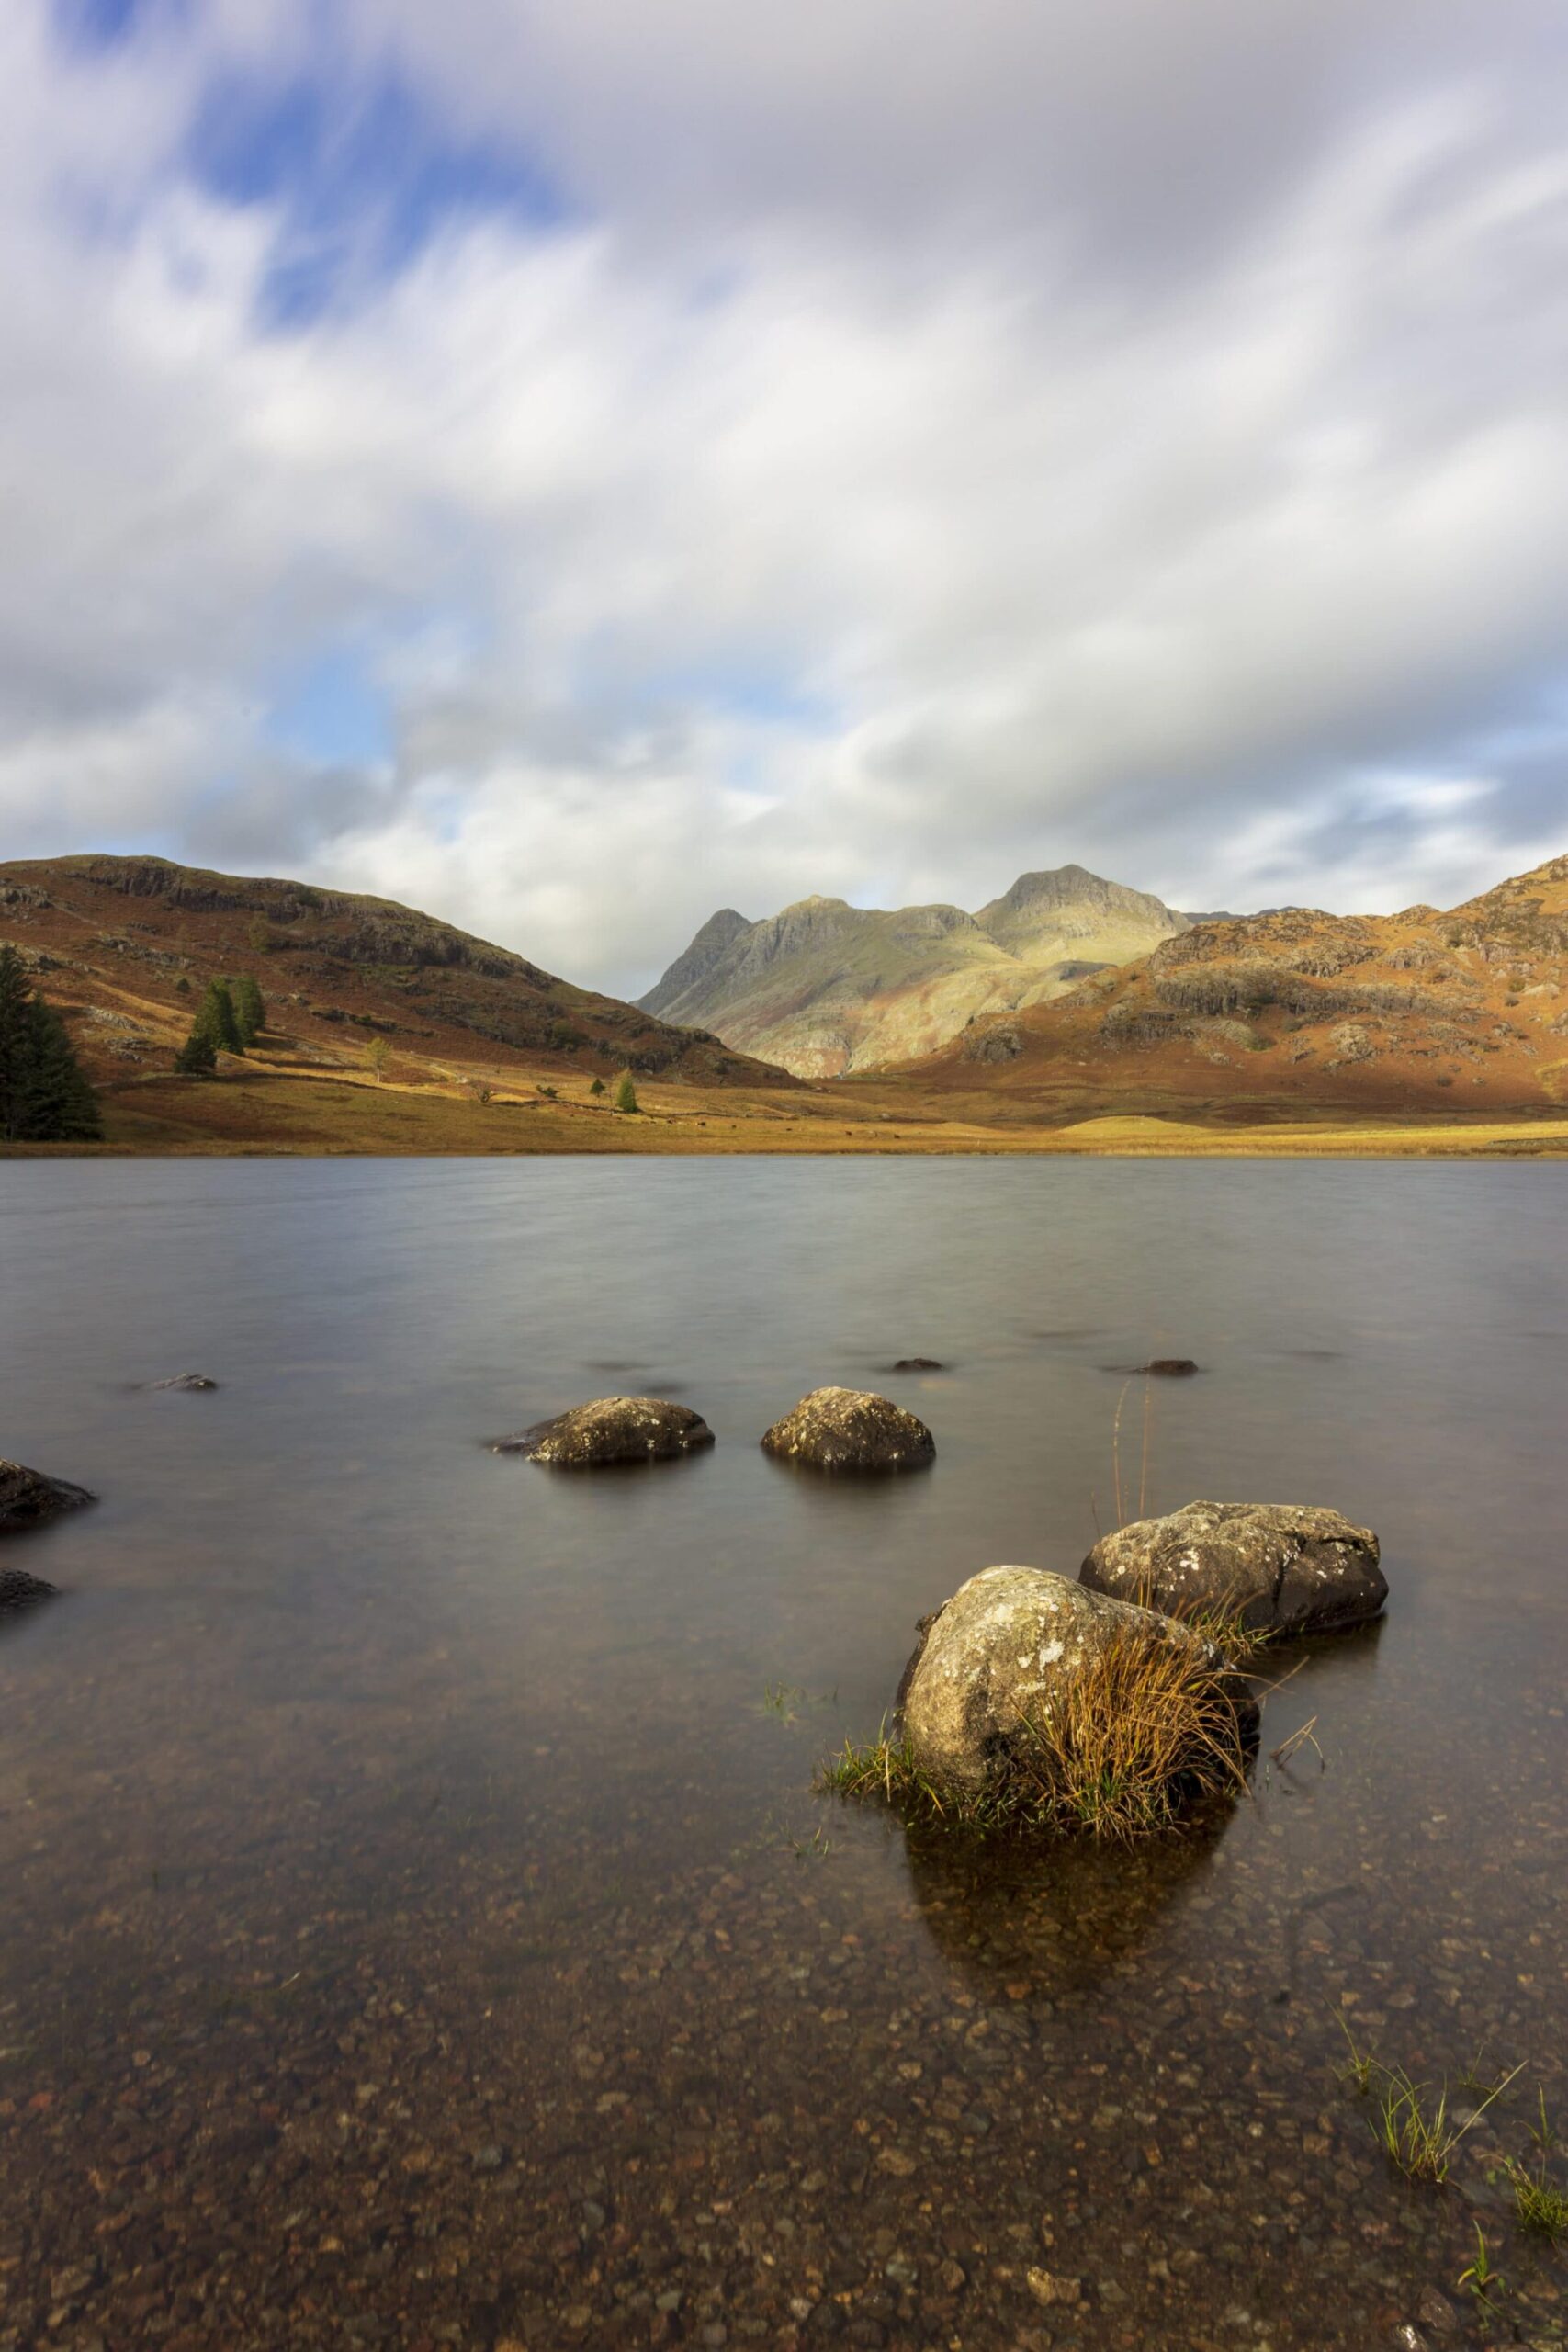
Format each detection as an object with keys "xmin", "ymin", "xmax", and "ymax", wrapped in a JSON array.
[{"xmin": 5, "ymin": 851, "xmax": 1568, "ymax": 1157}]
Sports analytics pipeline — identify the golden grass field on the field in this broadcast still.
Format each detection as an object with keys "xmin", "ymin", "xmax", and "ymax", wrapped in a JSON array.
[{"xmin": 9, "ymin": 1050, "xmax": 1568, "ymax": 1159}]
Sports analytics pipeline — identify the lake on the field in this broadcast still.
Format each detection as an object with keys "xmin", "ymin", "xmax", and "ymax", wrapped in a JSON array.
[{"xmin": 2, "ymin": 1158, "xmax": 1565, "ymax": 2352}]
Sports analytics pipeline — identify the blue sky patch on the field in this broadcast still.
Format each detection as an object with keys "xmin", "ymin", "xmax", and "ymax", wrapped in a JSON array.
[
  {"xmin": 265, "ymin": 647, "xmax": 394, "ymax": 768},
  {"xmin": 185, "ymin": 60, "xmax": 571, "ymax": 323}
]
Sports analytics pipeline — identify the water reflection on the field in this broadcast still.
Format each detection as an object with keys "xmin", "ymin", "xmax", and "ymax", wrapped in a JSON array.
[{"xmin": 899, "ymin": 1808, "xmax": 1232, "ymax": 1998}]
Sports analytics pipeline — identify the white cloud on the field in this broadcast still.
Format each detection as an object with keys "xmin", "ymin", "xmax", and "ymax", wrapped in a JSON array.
[{"xmin": 3, "ymin": 0, "xmax": 1567, "ymax": 996}]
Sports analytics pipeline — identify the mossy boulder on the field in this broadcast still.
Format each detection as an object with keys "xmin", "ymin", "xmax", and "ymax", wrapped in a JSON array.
[
  {"xmin": 0, "ymin": 1459, "xmax": 95, "ymax": 1535},
  {"xmin": 1080, "ymin": 1499, "xmax": 1385, "ymax": 1634},
  {"xmin": 494, "ymin": 1396, "xmax": 715, "ymax": 1467},
  {"xmin": 761, "ymin": 1386, "xmax": 934, "ymax": 1473},
  {"xmin": 897, "ymin": 1566, "xmax": 1258, "ymax": 1804}
]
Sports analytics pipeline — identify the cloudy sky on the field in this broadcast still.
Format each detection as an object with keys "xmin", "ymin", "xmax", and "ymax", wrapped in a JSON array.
[{"xmin": 5, "ymin": 0, "xmax": 1567, "ymax": 996}]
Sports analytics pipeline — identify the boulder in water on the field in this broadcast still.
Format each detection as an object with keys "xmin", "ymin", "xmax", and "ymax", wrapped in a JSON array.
[
  {"xmin": 0, "ymin": 1564, "xmax": 59, "ymax": 1617},
  {"xmin": 152, "ymin": 1373, "xmax": 220, "ymax": 1392},
  {"xmin": 892, "ymin": 1356, "xmax": 945, "ymax": 1373},
  {"xmin": 0, "ymin": 1459, "xmax": 95, "ymax": 1535},
  {"xmin": 1080, "ymin": 1499, "xmax": 1385, "ymax": 1634},
  {"xmin": 493, "ymin": 1396, "xmax": 715, "ymax": 1467},
  {"xmin": 897, "ymin": 1565, "xmax": 1258, "ymax": 1807},
  {"xmin": 761, "ymin": 1386, "xmax": 934, "ymax": 1473}
]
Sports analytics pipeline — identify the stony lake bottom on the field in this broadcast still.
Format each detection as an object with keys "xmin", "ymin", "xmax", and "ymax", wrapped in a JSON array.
[{"xmin": 1, "ymin": 1158, "xmax": 1564, "ymax": 2352}]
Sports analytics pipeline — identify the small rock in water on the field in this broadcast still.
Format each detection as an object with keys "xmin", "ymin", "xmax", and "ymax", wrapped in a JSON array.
[
  {"xmin": 1081, "ymin": 1499, "xmax": 1386, "ymax": 1635},
  {"xmin": 0, "ymin": 1459, "xmax": 95, "ymax": 1535},
  {"xmin": 152, "ymin": 1373, "xmax": 220, "ymax": 1391},
  {"xmin": 491, "ymin": 1396, "xmax": 715, "ymax": 1467},
  {"xmin": 0, "ymin": 1564, "xmax": 61, "ymax": 1616},
  {"xmin": 1134, "ymin": 1357, "xmax": 1200, "ymax": 1375},
  {"xmin": 892, "ymin": 1356, "xmax": 945, "ymax": 1372},
  {"xmin": 1025, "ymin": 2267, "xmax": 1082, "ymax": 2307},
  {"xmin": 761, "ymin": 1386, "xmax": 934, "ymax": 1473}
]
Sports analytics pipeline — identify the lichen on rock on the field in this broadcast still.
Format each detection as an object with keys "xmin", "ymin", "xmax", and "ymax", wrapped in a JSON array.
[
  {"xmin": 1080, "ymin": 1499, "xmax": 1385, "ymax": 1635},
  {"xmin": 761, "ymin": 1387, "xmax": 934, "ymax": 1473},
  {"xmin": 491, "ymin": 1396, "xmax": 715, "ymax": 1468}
]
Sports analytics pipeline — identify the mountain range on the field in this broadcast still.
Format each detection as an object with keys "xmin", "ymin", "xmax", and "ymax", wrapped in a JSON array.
[
  {"xmin": 639, "ymin": 865, "xmax": 1188, "ymax": 1074},
  {"xmin": 3, "ymin": 847, "xmax": 1564, "ymax": 1151},
  {"xmin": 900, "ymin": 853, "xmax": 1568, "ymax": 1120}
]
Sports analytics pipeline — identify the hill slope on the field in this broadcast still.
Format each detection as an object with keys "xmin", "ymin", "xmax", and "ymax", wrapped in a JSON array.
[
  {"xmin": 895, "ymin": 854, "xmax": 1568, "ymax": 1120},
  {"xmin": 640, "ymin": 865, "xmax": 1187, "ymax": 1075},
  {"xmin": 0, "ymin": 854, "xmax": 787, "ymax": 1093}
]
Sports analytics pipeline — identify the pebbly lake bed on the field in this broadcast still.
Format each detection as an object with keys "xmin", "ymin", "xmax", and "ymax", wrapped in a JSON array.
[{"xmin": 1, "ymin": 1156, "xmax": 1565, "ymax": 2352}]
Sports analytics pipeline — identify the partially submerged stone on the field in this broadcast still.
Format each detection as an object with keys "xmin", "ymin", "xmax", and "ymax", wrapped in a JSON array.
[
  {"xmin": 1080, "ymin": 1499, "xmax": 1385, "ymax": 1635},
  {"xmin": 493, "ymin": 1396, "xmax": 715, "ymax": 1468},
  {"xmin": 892, "ymin": 1356, "xmax": 945, "ymax": 1373},
  {"xmin": 1133, "ymin": 1358, "xmax": 1200, "ymax": 1376},
  {"xmin": 897, "ymin": 1565, "xmax": 1258, "ymax": 1802},
  {"xmin": 761, "ymin": 1386, "xmax": 934, "ymax": 1473},
  {"xmin": 152, "ymin": 1374, "xmax": 220, "ymax": 1392},
  {"xmin": 0, "ymin": 1564, "xmax": 59, "ymax": 1617},
  {"xmin": 0, "ymin": 1459, "xmax": 95, "ymax": 1535}
]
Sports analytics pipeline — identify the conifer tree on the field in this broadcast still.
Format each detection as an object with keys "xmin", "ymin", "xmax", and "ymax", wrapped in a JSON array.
[
  {"xmin": 175, "ymin": 1024, "xmax": 218, "ymax": 1074},
  {"xmin": 0, "ymin": 946, "xmax": 102, "ymax": 1140},
  {"xmin": 615, "ymin": 1070, "xmax": 640, "ymax": 1114},
  {"xmin": 232, "ymin": 974, "xmax": 265, "ymax": 1044},
  {"xmin": 200, "ymin": 978, "xmax": 243, "ymax": 1053},
  {"xmin": 589, "ymin": 1075, "xmax": 605, "ymax": 1096}
]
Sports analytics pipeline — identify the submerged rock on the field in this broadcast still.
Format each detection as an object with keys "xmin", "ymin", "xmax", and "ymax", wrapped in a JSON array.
[
  {"xmin": 492, "ymin": 1396, "xmax": 715, "ymax": 1467},
  {"xmin": 151, "ymin": 1374, "xmax": 220, "ymax": 1392},
  {"xmin": 0, "ymin": 1459, "xmax": 95, "ymax": 1535},
  {"xmin": 1080, "ymin": 1499, "xmax": 1385, "ymax": 1634},
  {"xmin": 892, "ymin": 1356, "xmax": 945, "ymax": 1373},
  {"xmin": 761, "ymin": 1386, "xmax": 934, "ymax": 1473},
  {"xmin": 897, "ymin": 1566, "xmax": 1258, "ymax": 1801},
  {"xmin": 0, "ymin": 1564, "xmax": 59, "ymax": 1617},
  {"xmin": 1132, "ymin": 1358, "xmax": 1200, "ymax": 1376}
]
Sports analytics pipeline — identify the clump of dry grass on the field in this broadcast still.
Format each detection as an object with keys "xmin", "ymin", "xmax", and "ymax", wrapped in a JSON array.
[{"xmin": 817, "ymin": 1625, "xmax": 1255, "ymax": 1842}]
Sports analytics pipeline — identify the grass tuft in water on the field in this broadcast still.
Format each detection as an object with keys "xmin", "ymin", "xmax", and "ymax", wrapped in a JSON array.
[
  {"xmin": 1504, "ymin": 2093, "xmax": 1568, "ymax": 2236},
  {"xmin": 1359, "ymin": 2057, "xmax": 1523, "ymax": 2184},
  {"xmin": 816, "ymin": 1627, "xmax": 1253, "ymax": 1842},
  {"xmin": 1457, "ymin": 2222, "xmax": 1504, "ymax": 2305}
]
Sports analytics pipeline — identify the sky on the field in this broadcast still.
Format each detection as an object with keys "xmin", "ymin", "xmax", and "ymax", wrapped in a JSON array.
[{"xmin": 4, "ymin": 0, "xmax": 1567, "ymax": 998}]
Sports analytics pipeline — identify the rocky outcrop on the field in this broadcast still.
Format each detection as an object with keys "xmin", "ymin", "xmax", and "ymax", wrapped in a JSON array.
[
  {"xmin": 0, "ymin": 1459, "xmax": 95, "ymax": 1534},
  {"xmin": 897, "ymin": 1566, "xmax": 1258, "ymax": 1799},
  {"xmin": 1080, "ymin": 1500, "xmax": 1385, "ymax": 1634},
  {"xmin": 0, "ymin": 1565, "xmax": 59, "ymax": 1616},
  {"xmin": 638, "ymin": 865, "xmax": 1188, "ymax": 1075},
  {"xmin": 761, "ymin": 1387, "xmax": 934, "ymax": 1472},
  {"xmin": 493, "ymin": 1396, "xmax": 715, "ymax": 1467}
]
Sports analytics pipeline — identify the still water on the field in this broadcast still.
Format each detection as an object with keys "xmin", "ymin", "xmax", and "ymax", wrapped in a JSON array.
[{"xmin": 1, "ymin": 1159, "xmax": 1564, "ymax": 2352}]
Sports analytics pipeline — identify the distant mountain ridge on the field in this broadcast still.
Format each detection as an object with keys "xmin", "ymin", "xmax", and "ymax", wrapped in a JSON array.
[
  {"xmin": 640, "ymin": 863, "xmax": 1189, "ymax": 1075},
  {"xmin": 899, "ymin": 852, "xmax": 1568, "ymax": 1120}
]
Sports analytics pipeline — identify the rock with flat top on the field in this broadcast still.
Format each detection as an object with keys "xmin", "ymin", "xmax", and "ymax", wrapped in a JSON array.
[
  {"xmin": 492, "ymin": 1396, "xmax": 714, "ymax": 1467},
  {"xmin": 1080, "ymin": 1499, "xmax": 1384, "ymax": 1634},
  {"xmin": 0, "ymin": 1459, "xmax": 95, "ymax": 1535},
  {"xmin": 761, "ymin": 1386, "xmax": 933, "ymax": 1473},
  {"xmin": 152, "ymin": 1373, "xmax": 220, "ymax": 1392}
]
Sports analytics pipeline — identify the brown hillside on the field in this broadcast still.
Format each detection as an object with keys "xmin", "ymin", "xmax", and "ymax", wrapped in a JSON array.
[
  {"xmin": 0, "ymin": 854, "xmax": 791, "ymax": 1095},
  {"xmin": 890, "ymin": 854, "xmax": 1568, "ymax": 1124}
]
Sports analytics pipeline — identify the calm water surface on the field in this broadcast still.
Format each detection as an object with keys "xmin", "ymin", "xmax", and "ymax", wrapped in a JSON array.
[{"xmin": 1, "ymin": 1159, "xmax": 1565, "ymax": 2352}]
